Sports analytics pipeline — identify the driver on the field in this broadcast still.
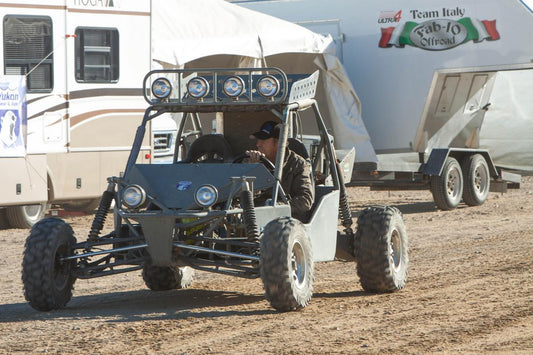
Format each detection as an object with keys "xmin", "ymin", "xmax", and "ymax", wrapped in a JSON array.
[{"xmin": 246, "ymin": 121, "xmax": 314, "ymax": 222}]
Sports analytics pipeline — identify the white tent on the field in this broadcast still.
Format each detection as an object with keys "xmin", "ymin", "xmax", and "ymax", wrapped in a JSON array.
[{"xmin": 151, "ymin": 0, "xmax": 378, "ymax": 163}]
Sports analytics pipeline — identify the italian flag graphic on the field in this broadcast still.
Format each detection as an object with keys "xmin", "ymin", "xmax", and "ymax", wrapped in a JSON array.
[{"xmin": 379, "ymin": 18, "xmax": 500, "ymax": 48}]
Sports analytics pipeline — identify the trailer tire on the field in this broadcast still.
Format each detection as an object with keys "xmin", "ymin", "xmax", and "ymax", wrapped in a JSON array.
[
  {"xmin": 354, "ymin": 206, "xmax": 408, "ymax": 292},
  {"xmin": 430, "ymin": 157, "xmax": 463, "ymax": 210},
  {"xmin": 22, "ymin": 218, "xmax": 77, "ymax": 311},
  {"xmin": 6, "ymin": 203, "xmax": 48, "ymax": 228},
  {"xmin": 462, "ymin": 154, "xmax": 490, "ymax": 206},
  {"xmin": 260, "ymin": 217, "xmax": 313, "ymax": 311},
  {"xmin": 142, "ymin": 265, "xmax": 194, "ymax": 291}
]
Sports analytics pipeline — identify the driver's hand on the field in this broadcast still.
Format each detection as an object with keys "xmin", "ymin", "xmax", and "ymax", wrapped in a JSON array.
[{"xmin": 246, "ymin": 150, "xmax": 264, "ymax": 163}]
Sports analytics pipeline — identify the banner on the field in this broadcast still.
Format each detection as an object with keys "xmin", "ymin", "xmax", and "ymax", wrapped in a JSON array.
[
  {"xmin": 0, "ymin": 75, "xmax": 26, "ymax": 157},
  {"xmin": 379, "ymin": 17, "xmax": 500, "ymax": 50}
]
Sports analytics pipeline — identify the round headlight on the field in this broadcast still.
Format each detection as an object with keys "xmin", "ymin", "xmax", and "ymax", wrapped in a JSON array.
[
  {"xmin": 122, "ymin": 185, "xmax": 146, "ymax": 209},
  {"xmin": 223, "ymin": 76, "xmax": 245, "ymax": 98},
  {"xmin": 257, "ymin": 75, "xmax": 280, "ymax": 97},
  {"xmin": 194, "ymin": 185, "xmax": 218, "ymax": 208},
  {"xmin": 187, "ymin": 76, "xmax": 210, "ymax": 99},
  {"xmin": 151, "ymin": 78, "xmax": 172, "ymax": 99}
]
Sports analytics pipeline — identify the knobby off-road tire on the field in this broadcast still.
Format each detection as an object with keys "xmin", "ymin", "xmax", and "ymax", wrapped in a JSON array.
[
  {"xmin": 22, "ymin": 218, "xmax": 77, "ymax": 311},
  {"xmin": 354, "ymin": 206, "xmax": 408, "ymax": 293},
  {"xmin": 142, "ymin": 265, "xmax": 194, "ymax": 291},
  {"xmin": 6, "ymin": 203, "xmax": 48, "ymax": 228},
  {"xmin": 260, "ymin": 217, "xmax": 314, "ymax": 311},
  {"xmin": 430, "ymin": 157, "xmax": 463, "ymax": 210},
  {"xmin": 462, "ymin": 154, "xmax": 490, "ymax": 206}
]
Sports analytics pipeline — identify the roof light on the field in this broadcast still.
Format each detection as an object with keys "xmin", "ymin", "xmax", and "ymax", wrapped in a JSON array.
[
  {"xmin": 151, "ymin": 78, "xmax": 172, "ymax": 99},
  {"xmin": 257, "ymin": 75, "xmax": 279, "ymax": 98},
  {"xmin": 187, "ymin": 76, "xmax": 210, "ymax": 99},
  {"xmin": 223, "ymin": 76, "xmax": 245, "ymax": 98}
]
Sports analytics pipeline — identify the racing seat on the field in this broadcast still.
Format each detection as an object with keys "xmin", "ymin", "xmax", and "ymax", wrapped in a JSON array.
[
  {"xmin": 185, "ymin": 134, "xmax": 234, "ymax": 163},
  {"xmin": 287, "ymin": 138, "xmax": 309, "ymax": 160},
  {"xmin": 287, "ymin": 138, "xmax": 315, "ymax": 223}
]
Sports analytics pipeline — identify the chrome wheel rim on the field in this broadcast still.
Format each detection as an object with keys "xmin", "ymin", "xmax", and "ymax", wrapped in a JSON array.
[
  {"xmin": 446, "ymin": 166, "xmax": 461, "ymax": 200},
  {"xmin": 473, "ymin": 164, "xmax": 489, "ymax": 194},
  {"xmin": 390, "ymin": 230, "xmax": 402, "ymax": 272},
  {"xmin": 23, "ymin": 204, "xmax": 44, "ymax": 220},
  {"xmin": 291, "ymin": 240, "xmax": 306, "ymax": 289}
]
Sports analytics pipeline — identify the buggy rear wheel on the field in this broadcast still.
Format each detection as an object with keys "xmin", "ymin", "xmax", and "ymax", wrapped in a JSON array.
[
  {"xmin": 22, "ymin": 218, "xmax": 77, "ymax": 311},
  {"xmin": 260, "ymin": 217, "xmax": 313, "ymax": 311},
  {"xmin": 142, "ymin": 265, "xmax": 194, "ymax": 291},
  {"xmin": 354, "ymin": 206, "xmax": 408, "ymax": 293}
]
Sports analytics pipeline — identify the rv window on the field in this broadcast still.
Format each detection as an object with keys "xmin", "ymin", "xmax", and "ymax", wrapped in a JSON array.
[
  {"xmin": 3, "ymin": 15, "xmax": 53, "ymax": 92},
  {"xmin": 75, "ymin": 28, "xmax": 119, "ymax": 83}
]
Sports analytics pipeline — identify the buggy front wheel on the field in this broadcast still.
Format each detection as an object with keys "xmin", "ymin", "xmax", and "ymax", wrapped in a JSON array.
[
  {"xmin": 260, "ymin": 217, "xmax": 313, "ymax": 311},
  {"xmin": 354, "ymin": 206, "xmax": 408, "ymax": 292},
  {"xmin": 22, "ymin": 218, "xmax": 77, "ymax": 311}
]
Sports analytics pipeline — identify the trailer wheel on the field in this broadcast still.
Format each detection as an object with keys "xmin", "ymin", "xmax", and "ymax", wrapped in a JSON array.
[
  {"xmin": 22, "ymin": 218, "xmax": 77, "ymax": 311},
  {"xmin": 5, "ymin": 203, "xmax": 48, "ymax": 228},
  {"xmin": 462, "ymin": 154, "xmax": 490, "ymax": 206},
  {"xmin": 260, "ymin": 217, "xmax": 313, "ymax": 311},
  {"xmin": 430, "ymin": 157, "xmax": 463, "ymax": 210},
  {"xmin": 142, "ymin": 265, "xmax": 194, "ymax": 290},
  {"xmin": 354, "ymin": 206, "xmax": 408, "ymax": 292}
]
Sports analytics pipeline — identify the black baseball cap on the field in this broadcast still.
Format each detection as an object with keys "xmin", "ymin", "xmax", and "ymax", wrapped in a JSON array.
[{"xmin": 250, "ymin": 121, "xmax": 281, "ymax": 140}]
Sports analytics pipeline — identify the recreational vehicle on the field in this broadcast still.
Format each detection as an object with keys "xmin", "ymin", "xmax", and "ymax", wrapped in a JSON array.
[{"xmin": 0, "ymin": 0, "xmax": 177, "ymax": 228}]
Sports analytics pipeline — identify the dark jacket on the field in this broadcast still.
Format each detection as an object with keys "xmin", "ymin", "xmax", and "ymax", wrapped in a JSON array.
[{"xmin": 281, "ymin": 149, "xmax": 314, "ymax": 221}]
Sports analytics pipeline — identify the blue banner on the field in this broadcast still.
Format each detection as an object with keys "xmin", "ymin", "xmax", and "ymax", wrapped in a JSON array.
[{"xmin": 0, "ymin": 75, "xmax": 26, "ymax": 157}]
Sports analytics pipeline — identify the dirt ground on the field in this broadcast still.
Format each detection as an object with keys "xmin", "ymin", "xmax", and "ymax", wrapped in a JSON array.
[{"xmin": 0, "ymin": 177, "xmax": 532, "ymax": 354}]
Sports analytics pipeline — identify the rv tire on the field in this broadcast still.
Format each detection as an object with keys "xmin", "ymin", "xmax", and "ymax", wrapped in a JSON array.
[
  {"xmin": 6, "ymin": 203, "xmax": 48, "ymax": 228},
  {"xmin": 0, "ymin": 208, "xmax": 9, "ymax": 229}
]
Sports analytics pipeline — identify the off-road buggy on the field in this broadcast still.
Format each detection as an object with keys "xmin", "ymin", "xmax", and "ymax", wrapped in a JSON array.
[{"xmin": 22, "ymin": 68, "xmax": 409, "ymax": 312}]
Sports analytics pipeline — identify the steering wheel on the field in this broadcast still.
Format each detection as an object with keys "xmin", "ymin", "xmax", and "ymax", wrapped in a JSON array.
[
  {"xmin": 231, "ymin": 152, "xmax": 275, "ymax": 171},
  {"xmin": 186, "ymin": 134, "xmax": 233, "ymax": 163}
]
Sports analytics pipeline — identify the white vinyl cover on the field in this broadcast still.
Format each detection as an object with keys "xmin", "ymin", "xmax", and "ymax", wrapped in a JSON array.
[
  {"xmin": 480, "ymin": 70, "xmax": 533, "ymax": 171},
  {"xmin": 151, "ymin": 0, "xmax": 377, "ymax": 163}
]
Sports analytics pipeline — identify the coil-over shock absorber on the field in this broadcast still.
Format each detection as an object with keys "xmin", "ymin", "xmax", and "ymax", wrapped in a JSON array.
[
  {"xmin": 232, "ymin": 176, "xmax": 259, "ymax": 241},
  {"xmin": 240, "ymin": 189, "xmax": 259, "ymax": 240},
  {"xmin": 88, "ymin": 181, "xmax": 116, "ymax": 242},
  {"xmin": 336, "ymin": 161, "xmax": 354, "ymax": 236}
]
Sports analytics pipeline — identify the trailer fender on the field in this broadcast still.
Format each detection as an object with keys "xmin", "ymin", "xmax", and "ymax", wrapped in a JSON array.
[{"xmin": 423, "ymin": 148, "xmax": 498, "ymax": 179}]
